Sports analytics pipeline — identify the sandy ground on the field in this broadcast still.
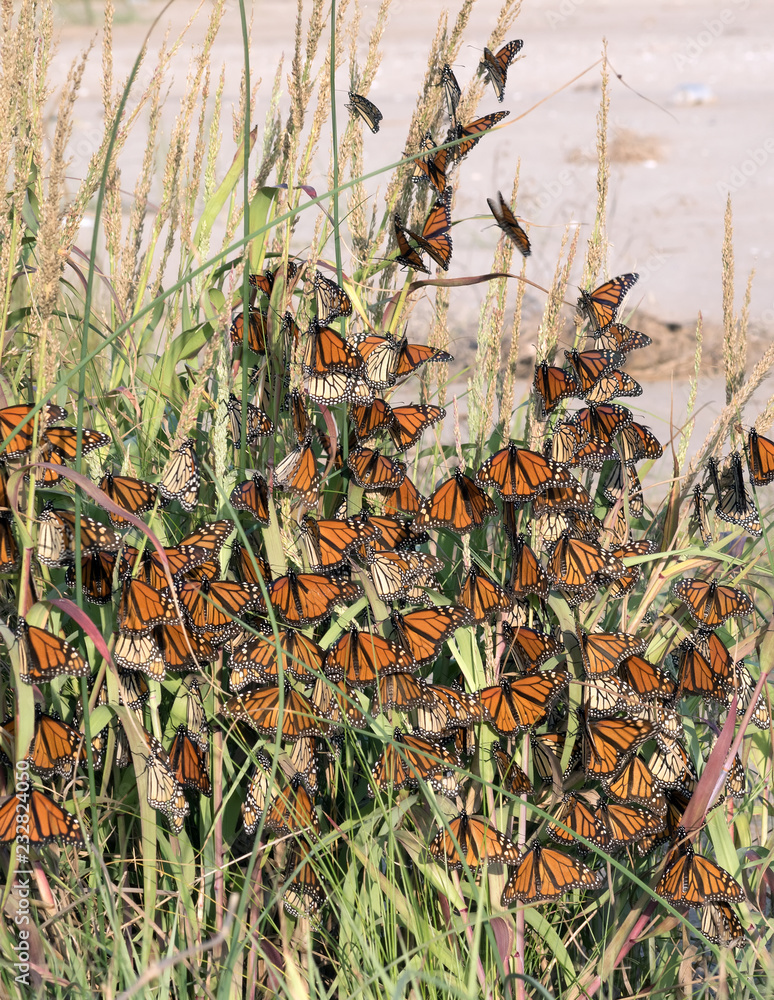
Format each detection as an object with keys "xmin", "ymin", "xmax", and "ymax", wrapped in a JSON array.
[{"xmin": 50, "ymin": 0, "xmax": 774, "ymax": 455}]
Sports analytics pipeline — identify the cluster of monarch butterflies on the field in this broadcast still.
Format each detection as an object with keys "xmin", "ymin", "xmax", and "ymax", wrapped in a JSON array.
[{"xmin": 0, "ymin": 40, "xmax": 764, "ymax": 954}]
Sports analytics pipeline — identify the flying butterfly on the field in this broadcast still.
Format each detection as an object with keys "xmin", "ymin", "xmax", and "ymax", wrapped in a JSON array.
[
  {"xmin": 578, "ymin": 628, "xmax": 647, "ymax": 678},
  {"xmin": 450, "ymin": 110, "xmax": 510, "ymax": 161},
  {"xmin": 345, "ymin": 91, "xmax": 382, "ymax": 133},
  {"xmin": 487, "ymin": 190, "xmax": 531, "ymax": 257},
  {"xmin": 480, "ymin": 38, "xmax": 523, "ymax": 101},
  {"xmin": 577, "ymin": 273, "xmax": 639, "ymax": 332}
]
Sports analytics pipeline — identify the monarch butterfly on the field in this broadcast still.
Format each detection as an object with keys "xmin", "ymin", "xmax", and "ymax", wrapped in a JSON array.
[
  {"xmin": 226, "ymin": 393, "xmax": 273, "ymax": 444},
  {"xmin": 179, "ymin": 576, "xmax": 263, "ymax": 637},
  {"xmin": 98, "ymin": 472, "xmax": 160, "ymax": 526},
  {"xmin": 36, "ymin": 504, "xmax": 120, "ymax": 568},
  {"xmin": 579, "ymin": 710, "xmax": 653, "ymax": 778},
  {"xmin": 724, "ymin": 659, "xmax": 770, "ymax": 729},
  {"xmin": 351, "ymin": 333, "xmax": 399, "ymax": 389},
  {"xmin": 440, "ymin": 63, "xmax": 462, "ymax": 120},
  {"xmin": 370, "ymin": 727, "xmax": 460, "ymax": 798},
  {"xmin": 416, "ymin": 468, "xmax": 498, "ymax": 534},
  {"xmin": 168, "ymin": 725, "xmax": 211, "ymax": 796},
  {"xmin": 602, "ymin": 461, "xmax": 644, "ymax": 519},
  {"xmin": 578, "ymin": 629, "xmax": 647, "ymax": 678},
  {"xmin": 568, "ymin": 796, "xmax": 664, "ymax": 850},
  {"xmin": 310, "ymin": 675, "xmax": 366, "ymax": 730},
  {"xmin": 711, "ymin": 452, "xmax": 761, "ymax": 535},
  {"xmin": 349, "ymin": 508, "xmax": 416, "ymax": 553},
  {"xmin": 229, "ymin": 629, "xmax": 325, "ymax": 691},
  {"xmin": 701, "ymin": 901, "xmax": 745, "ymax": 947},
  {"xmin": 480, "ymin": 38, "xmax": 523, "ymax": 101},
  {"xmin": 119, "ymin": 542, "xmax": 205, "ymax": 592},
  {"xmin": 0, "ymin": 402, "xmax": 67, "ymax": 459},
  {"xmin": 594, "ymin": 322, "xmax": 652, "ymax": 353},
  {"xmin": 288, "ymin": 735, "xmax": 319, "ymax": 795},
  {"xmin": 274, "ymin": 437, "xmax": 321, "ymax": 504},
  {"xmin": 224, "ymin": 683, "xmax": 324, "ymax": 742},
  {"xmin": 265, "ymin": 774, "xmax": 320, "ymax": 840},
  {"xmin": 674, "ymin": 631, "xmax": 732, "ymax": 701},
  {"xmin": 429, "ymin": 811, "xmax": 521, "ymax": 871},
  {"xmin": 383, "ymin": 473, "xmax": 425, "ymax": 517},
  {"xmin": 267, "ymin": 571, "xmax": 361, "ymax": 626},
  {"xmin": 531, "ymin": 478, "xmax": 595, "ymax": 518},
  {"xmin": 347, "ymin": 447, "xmax": 406, "ymax": 490},
  {"xmin": 603, "ymin": 756, "xmax": 667, "ymax": 815},
  {"xmin": 240, "ymin": 749, "xmax": 273, "ymax": 833},
  {"xmin": 616, "ymin": 421, "xmax": 663, "ymax": 466},
  {"xmin": 691, "ymin": 484, "xmax": 713, "ymax": 547},
  {"xmin": 487, "ymin": 190, "xmax": 531, "ymax": 257},
  {"xmin": 229, "ymin": 473, "xmax": 270, "ymax": 525},
  {"xmin": 546, "ymin": 421, "xmax": 584, "ymax": 466},
  {"xmin": 476, "ymin": 443, "xmax": 572, "ymax": 501},
  {"xmin": 299, "ymin": 514, "xmax": 372, "ymax": 572},
  {"xmin": 16, "ymin": 617, "xmax": 90, "ymax": 684},
  {"xmin": 491, "ymin": 742, "xmax": 533, "ymax": 796},
  {"xmin": 303, "ymin": 323, "xmax": 363, "ymax": 378},
  {"xmin": 533, "ymin": 362, "xmax": 578, "ymax": 417},
  {"xmin": 450, "ymin": 110, "xmax": 510, "ymax": 161},
  {"xmin": 393, "ymin": 217, "xmax": 429, "ymax": 273},
  {"xmin": 388, "ymin": 404, "xmax": 445, "ymax": 451},
  {"xmin": 117, "ymin": 579, "xmax": 177, "ymax": 635},
  {"xmin": 501, "ymin": 624, "xmax": 561, "ymax": 674},
  {"xmin": 230, "ymin": 540, "xmax": 271, "ymax": 587},
  {"xmin": 306, "ymin": 366, "xmax": 374, "ymax": 406},
  {"xmin": 656, "ymin": 835, "xmax": 743, "ymax": 906},
  {"xmin": 396, "ymin": 191, "xmax": 454, "ymax": 271},
  {"xmin": 113, "ymin": 631, "xmax": 166, "ymax": 680},
  {"xmin": 148, "ymin": 619, "xmax": 211, "ymax": 671},
  {"xmin": 572, "ymin": 402, "xmax": 633, "ymax": 446},
  {"xmin": 577, "ymin": 273, "xmax": 639, "ymax": 331},
  {"xmin": 159, "ymin": 438, "xmax": 199, "ymax": 511},
  {"xmin": 374, "ymin": 672, "xmax": 434, "ymax": 714},
  {"xmin": 564, "ymin": 349, "xmax": 625, "ymax": 393},
  {"xmin": 230, "ymin": 307, "xmax": 268, "ymax": 354},
  {"xmin": 413, "ymin": 682, "xmax": 482, "ymax": 739},
  {"xmin": 647, "ymin": 741, "xmax": 697, "ymax": 793},
  {"xmin": 547, "ymin": 792, "xmax": 601, "ymax": 846},
  {"xmin": 0, "ymin": 788, "xmax": 83, "ymax": 844},
  {"xmin": 583, "ymin": 675, "xmax": 643, "ymax": 719},
  {"xmin": 388, "ymin": 605, "xmax": 470, "ymax": 665},
  {"xmin": 671, "ymin": 577, "xmax": 753, "ymax": 628},
  {"xmin": 345, "ymin": 91, "xmax": 383, "ymax": 133},
  {"xmin": 366, "ymin": 548, "xmax": 439, "ymax": 602},
  {"xmin": 547, "ymin": 533, "xmax": 625, "ymax": 592},
  {"xmin": 325, "ymin": 627, "xmax": 415, "ymax": 688},
  {"xmin": 618, "ymin": 653, "xmax": 677, "ymax": 702},
  {"xmin": 139, "ymin": 731, "xmax": 190, "ymax": 830},
  {"xmin": 249, "ymin": 259, "xmax": 305, "ymax": 298},
  {"xmin": 40, "ymin": 425, "xmax": 110, "ymax": 461},
  {"xmin": 15, "ymin": 706, "xmax": 83, "ymax": 779},
  {"xmin": 747, "ymin": 427, "xmax": 774, "ymax": 486},
  {"xmin": 509, "ymin": 535, "xmax": 549, "ymax": 597},
  {"xmin": 583, "ymin": 368, "xmax": 643, "ymax": 406},
  {"xmin": 458, "ymin": 563, "xmax": 511, "ymax": 622},
  {"xmin": 501, "ymin": 841, "xmax": 602, "ymax": 904},
  {"xmin": 409, "ymin": 130, "xmax": 451, "ymax": 197},
  {"xmin": 481, "ymin": 671, "xmax": 567, "ymax": 735},
  {"xmin": 392, "ymin": 335, "xmax": 453, "ymax": 381},
  {"xmin": 0, "ymin": 514, "xmax": 18, "ymax": 574},
  {"xmin": 283, "ymin": 846, "xmax": 327, "ymax": 920},
  {"xmin": 313, "ymin": 270, "xmax": 353, "ymax": 325}
]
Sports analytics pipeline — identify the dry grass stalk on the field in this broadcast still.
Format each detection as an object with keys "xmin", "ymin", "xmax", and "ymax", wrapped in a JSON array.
[
  {"xmin": 498, "ymin": 239, "xmax": 528, "ymax": 434},
  {"xmin": 721, "ymin": 195, "xmax": 742, "ymax": 405},
  {"xmin": 424, "ymin": 287, "xmax": 451, "ymax": 407},
  {"xmin": 677, "ymin": 313, "xmax": 703, "ymax": 470},
  {"xmin": 581, "ymin": 48, "xmax": 609, "ymax": 297}
]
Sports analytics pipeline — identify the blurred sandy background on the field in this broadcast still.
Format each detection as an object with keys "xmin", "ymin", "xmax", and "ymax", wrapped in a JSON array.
[{"xmin": 49, "ymin": 0, "xmax": 774, "ymax": 464}]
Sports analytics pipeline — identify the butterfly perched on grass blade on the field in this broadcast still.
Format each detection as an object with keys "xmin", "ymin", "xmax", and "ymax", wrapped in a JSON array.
[
  {"xmin": 480, "ymin": 39, "xmax": 523, "ymax": 102},
  {"xmin": 577, "ymin": 273, "xmax": 639, "ymax": 331}
]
